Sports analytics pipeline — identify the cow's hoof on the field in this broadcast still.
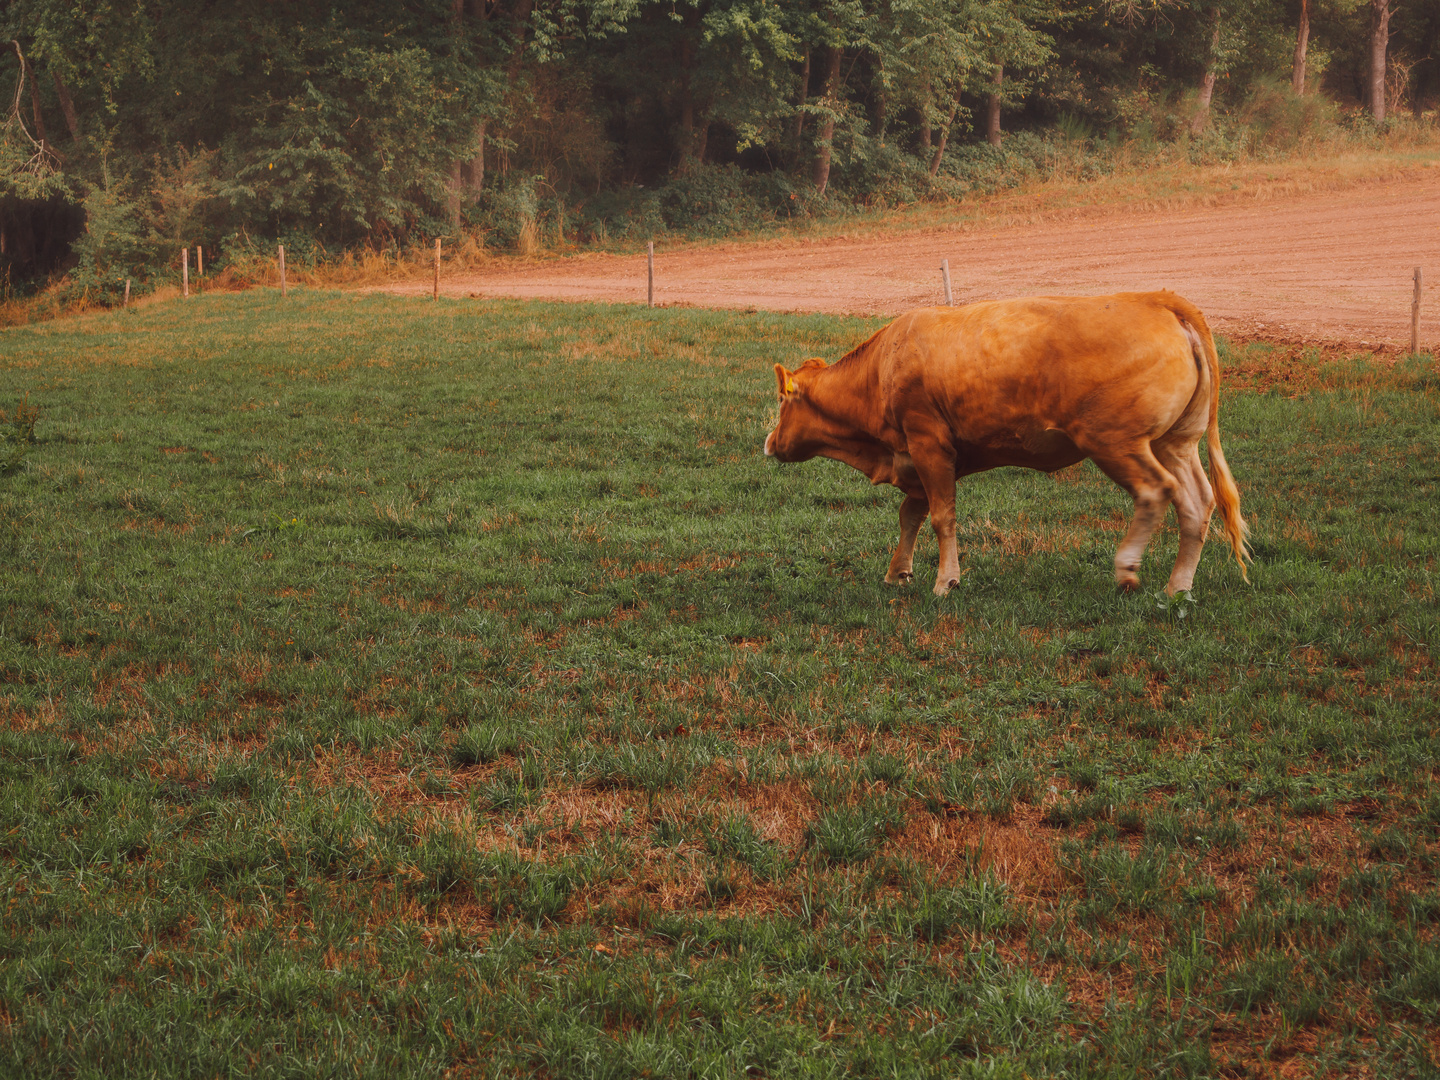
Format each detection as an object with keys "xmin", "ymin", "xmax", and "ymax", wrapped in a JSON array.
[
  {"xmin": 1115, "ymin": 575, "xmax": 1141, "ymax": 593},
  {"xmin": 932, "ymin": 578, "xmax": 959, "ymax": 597},
  {"xmin": 884, "ymin": 571, "xmax": 914, "ymax": 586}
]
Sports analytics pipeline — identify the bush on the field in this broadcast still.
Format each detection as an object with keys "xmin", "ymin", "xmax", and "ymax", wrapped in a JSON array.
[
  {"xmin": 654, "ymin": 166, "xmax": 800, "ymax": 237},
  {"xmin": 561, "ymin": 165, "xmax": 815, "ymax": 248},
  {"xmin": 1236, "ymin": 78, "xmax": 1341, "ymax": 151},
  {"xmin": 68, "ymin": 177, "xmax": 153, "ymax": 303},
  {"xmin": 474, "ymin": 175, "xmax": 543, "ymax": 252}
]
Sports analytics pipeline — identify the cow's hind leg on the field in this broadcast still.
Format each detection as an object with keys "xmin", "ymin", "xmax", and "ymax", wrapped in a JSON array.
[
  {"xmin": 885, "ymin": 494, "xmax": 929, "ymax": 585},
  {"xmin": 1153, "ymin": 443, "xmax": 1215, "ymax": 595},
  {"xmin": 1093, "ymin": 446, "xmax": 1180, "ymax": 592}
]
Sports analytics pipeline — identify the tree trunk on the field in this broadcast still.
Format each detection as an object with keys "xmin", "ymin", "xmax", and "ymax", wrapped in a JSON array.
[
  {"xmin": 447, "ymin": 162, "xmax": 463, "ymax": 228},
  {"xmin": 1189, "ymin": 9, "xmax": 1221, "ymax": 136},
  {"xmin": 1291, "ymin": 0, "xmax": 1309, "ymax": 95},
  {"xmin": 23, "ymin": 56, "xmax": 49, "ymax": 149},
  {"xmin": 791, "ymin": 48, "xmax": 810, "ymax": 157},
  {"xmin": 678, "ymin": 32, "xmax": 698, "ymax": 172},
  {"xmin": 696, "ymin": 120, "xmax": 711, "ymax": 166},
  {"xmin": 1369, "ymin": 0, "xmax": 1390, "ymax": 122},
  {"xmin": 468, "ymin": 120, "xmax": 485, "ymax": 194},
  {"xmin": 51, "ymin": 71, "xmax": 78, "ymax": 140},
  {"xmin": 812, "ymin": 45, "xmax": 843, "ymax": 195},
  {"xmin": 507, "ymin": 0, "xmax": 533, "ymax": 82},
  {"xmin": 445, "ymin": 0, "xmax": 466, "ymax": 227},
  {"xmin": 929, "ymin": 94, "xmax": 960, "ymax": 176},
  {"xmin": 919, "ymin": 81, "xmax": 932, "ymax": 150},
  {"xmin": 985, "ymin": 65, "xmax": 1003, "ymax": 147},
  {"xmin": 500, "ymin": 0, "xmax": 533, "ymax": 180},
  {"xmin": 873, "ymin": 59, "xmax": 888, "ymax": 143}
]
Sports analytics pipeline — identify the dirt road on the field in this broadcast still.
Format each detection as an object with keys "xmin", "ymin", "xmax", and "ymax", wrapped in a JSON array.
[{"xmin": 397, "ymin": 171, "xmax": 1439, "ymax": 346}]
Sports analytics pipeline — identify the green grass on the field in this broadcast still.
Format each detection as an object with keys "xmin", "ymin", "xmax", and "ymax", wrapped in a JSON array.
[{"xmin": 1, "ymin": 289, "xmax": 1438, "ymax": 1077}]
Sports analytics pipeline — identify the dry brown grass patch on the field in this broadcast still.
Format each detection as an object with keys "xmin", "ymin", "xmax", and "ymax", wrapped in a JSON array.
[{"xmin": 887, "ymin": 809, "xmax": 1067, "ymax": 901}]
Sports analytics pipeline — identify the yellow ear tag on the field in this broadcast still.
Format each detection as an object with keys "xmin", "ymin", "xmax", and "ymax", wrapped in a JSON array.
[{"xmin": 785, "ymin": 379, "xmax": 797, "ymax": 395}]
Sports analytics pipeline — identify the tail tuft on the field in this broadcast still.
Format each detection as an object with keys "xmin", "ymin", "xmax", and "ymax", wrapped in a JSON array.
[{"xmin": 1210, "ymin": 437, "xmax": 1251, "ymax": 580}]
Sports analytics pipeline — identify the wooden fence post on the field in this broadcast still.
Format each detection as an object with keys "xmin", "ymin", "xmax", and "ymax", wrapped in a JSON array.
[
  {"xmin": 1413, "ymin": 267, "xmax": 1423, "ymax": 355},
  {"xmin": 647, "ymin": 241, "xmax": 654, "ymax": 308},
  {"xmin": 123, "ymin": 279, "xmax": 130, "ymax": 308},
  {"xmin": 941, "ymin": 259, "xmax": 953, "ymax": 306},
  {"xmin": 278, "ymin": 245, "xmax": 287, "ymax": 297},
  {"xmin": 434, "ymin": 239, "xmax": 441, "ymax": 300},
  {"xmin": 197, "ymin": 245, "xmax": 203, "ymax": 287},
  {"xmin": 182, "ymin": 247, "xmax": 189, "ymax": 298}
]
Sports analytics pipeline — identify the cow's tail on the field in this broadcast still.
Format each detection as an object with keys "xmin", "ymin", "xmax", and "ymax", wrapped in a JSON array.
[{"xmin": 1172, "ymin": 297, "xmax": 1250, "ymax": 580}]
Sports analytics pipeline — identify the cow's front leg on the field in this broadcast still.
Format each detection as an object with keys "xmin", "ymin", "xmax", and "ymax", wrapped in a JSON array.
[
  {"xmin": 907, "ymin": 445, "xmax": 961, "ymax": 596},
  {"xmin": 885, "ymin": 494, "xmax": 929, "ymax": 585},
  {"xmin": 930, "ymin": 502, "xmax": 962, "ymax": 597}
]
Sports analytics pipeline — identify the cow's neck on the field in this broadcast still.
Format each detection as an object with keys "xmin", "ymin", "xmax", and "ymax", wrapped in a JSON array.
[
  {"xmin": 807, "ymin": 359, "xmax": 901, "ymax": 485},
  {"xmin": 811, "ymin": 358, "xmax": 883, "ymax": 436}
]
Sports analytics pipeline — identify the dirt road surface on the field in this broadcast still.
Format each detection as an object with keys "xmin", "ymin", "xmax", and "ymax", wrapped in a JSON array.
[{"xmin": 396, "ymin": 172, "xmax": 1439, "ymax": 347}]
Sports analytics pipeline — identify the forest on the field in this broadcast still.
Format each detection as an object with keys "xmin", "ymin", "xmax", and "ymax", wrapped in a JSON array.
[{"xmin": 0, "ymin": 0, "xmax": 1436, "ymax": 300}]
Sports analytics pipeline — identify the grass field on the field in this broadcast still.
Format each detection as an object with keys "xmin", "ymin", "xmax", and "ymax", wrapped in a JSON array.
[{"xmin": 1, "ymin": 291, "xmax": 1437, "ymax": 1078}]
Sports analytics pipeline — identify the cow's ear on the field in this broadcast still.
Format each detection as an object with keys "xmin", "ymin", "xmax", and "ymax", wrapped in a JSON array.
[{"xmin": 774, "ymin": 363, "xmax": 798, "ymax": 398}]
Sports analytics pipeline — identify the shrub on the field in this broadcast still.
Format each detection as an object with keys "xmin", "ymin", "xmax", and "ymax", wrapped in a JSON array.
[
  {"xmin": 0, "ymin": 395, "xmax": 38, "ymax": 476},
  {"xmin": 68, "ymin": 177, "xmax": 153, "ymax": 303},
  {"xmin": 1236, "ymin": 78, "xmax": 1341, "ymax": 151}
]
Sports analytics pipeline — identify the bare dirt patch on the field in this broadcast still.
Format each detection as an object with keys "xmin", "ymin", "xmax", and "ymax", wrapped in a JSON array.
[{"xmin": 399, "ymin": 167, "xmax": 1439, "ymax": 348}]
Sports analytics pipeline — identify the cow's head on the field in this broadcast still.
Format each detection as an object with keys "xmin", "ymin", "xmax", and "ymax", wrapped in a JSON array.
[{"xmin": 763, "ymin": 358, "xmax": 829, "ymax": 461}]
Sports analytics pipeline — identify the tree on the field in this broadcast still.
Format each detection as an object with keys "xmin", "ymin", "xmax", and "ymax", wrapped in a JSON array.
[
  {"xmin": 795, "ymin": 1, "xmax": 871, "ymax": 195},
  {"xmin": 878, "ymin": 0, "xmax": 983, "ymax": 171},
  {"xmin": 1, "ymin": 38, "xmax": 63, "ymax": 193},
  {"xmin": 1292, "ymin": 0, "xmax": 1309, "ymax": 93},
  {"xmin": 968, "ymin": 0, "xmax": 1054, "ymax": 150},
  {"xmin": 659, "ymin": 0, "xmax": 799, "ymax": 172},
  {"xmin": 1189, "ymin": 5, "xmax": 1222, "ymax": 133},
  {"xmin": 1367, "ymin": 0, "xmax": 1388, "ymax": 120}
]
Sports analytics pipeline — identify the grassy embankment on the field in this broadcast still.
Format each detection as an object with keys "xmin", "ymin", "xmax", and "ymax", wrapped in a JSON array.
[{"xmin": 1, "ymin": 291, "xmax": 1438, "ymax": 1077}]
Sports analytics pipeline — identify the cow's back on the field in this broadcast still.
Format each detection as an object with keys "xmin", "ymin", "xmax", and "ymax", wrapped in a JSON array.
[{"xmin": 873, "ymin": 292, "xmax": 1203, "ymax": 456}]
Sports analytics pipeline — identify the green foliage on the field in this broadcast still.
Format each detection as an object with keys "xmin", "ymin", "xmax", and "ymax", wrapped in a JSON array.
[
  {"xmin": 1236, "ymin": 76, "xmax": 1345, "ymax": 150},
  {"xmin": 224, "ymin": 45, "xmax": 466, "ymax": 242},
  {"xmin": 937, "ymin": 757, "xmax": 1037, "ymax": 820},
  {"xmin": 1154, "ymin": 588, "xmax": 1197, "ymax": 623},
  {"xmin": 1065, "ymin": 839, "xmax": 1178, "ymax": 911},
  {"xmin": 5, "ymin": 0, "xmax": 1436, "ymax": 293},
  {"xmin": 66, "ymin": 174, "xmax": 151, "ymax": 301},
  {"xmin": 701, "ymin": 810, "xmax": 784, "ymax": 880}
]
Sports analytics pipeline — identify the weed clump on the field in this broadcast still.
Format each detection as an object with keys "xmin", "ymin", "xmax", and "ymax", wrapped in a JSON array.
[
  {"xmin": 0, "ymin": 395, "xmax": 38, "ymax": 475},
  {"xmin": 450, "ymin": 722, "xmax": 522, "ymax": 766}
]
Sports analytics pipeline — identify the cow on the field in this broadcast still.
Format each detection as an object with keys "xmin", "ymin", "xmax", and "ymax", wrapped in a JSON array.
[{"xmin": 763, "ymin": 291, "xmax": 1249, "ymax": 597}]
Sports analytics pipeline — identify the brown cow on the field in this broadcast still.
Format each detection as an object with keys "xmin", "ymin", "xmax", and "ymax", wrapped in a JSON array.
[{"xmin": 764, "ymin": 291, "xmax": 1249, "ymax": 597}]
